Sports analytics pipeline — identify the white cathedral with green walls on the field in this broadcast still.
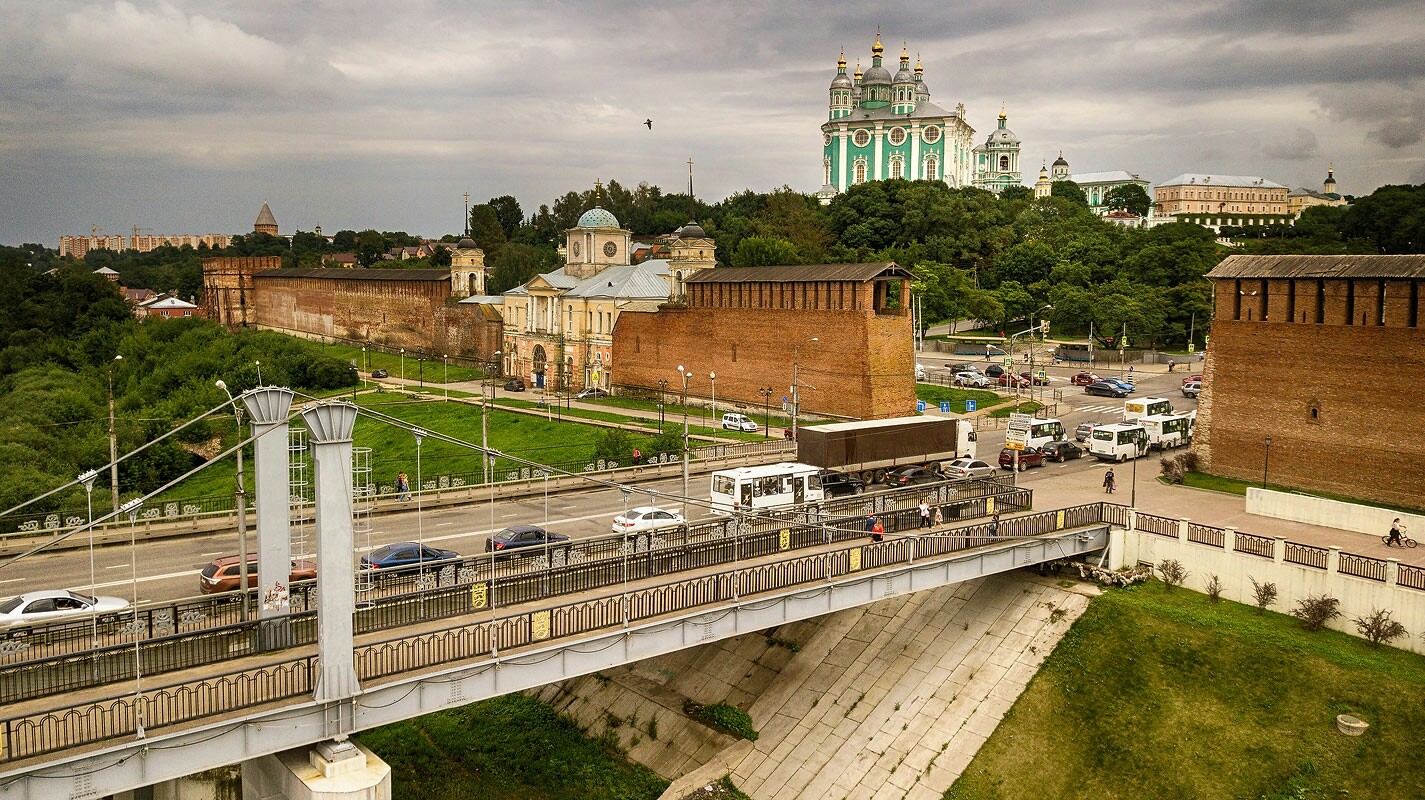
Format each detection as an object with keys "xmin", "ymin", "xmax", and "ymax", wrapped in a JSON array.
[{"xmin": 818, "ymin": 33, "xmax": 978, "ymax": 198}]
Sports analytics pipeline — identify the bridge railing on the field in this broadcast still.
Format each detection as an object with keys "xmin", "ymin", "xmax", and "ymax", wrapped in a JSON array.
[{"xmin": 0, "ymin": 503, "xmax": 1112, "ymax": 765}]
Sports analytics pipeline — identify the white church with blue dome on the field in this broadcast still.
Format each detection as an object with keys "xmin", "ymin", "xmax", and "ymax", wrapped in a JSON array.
[{"xmin": 480, "ymin": 182, "xmax": 715, "ymax": 391}]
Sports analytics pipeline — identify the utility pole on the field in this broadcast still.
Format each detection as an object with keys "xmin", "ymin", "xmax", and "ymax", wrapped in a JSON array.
[{"xmin": 107, "ymin": 355, "xmax": 122, "ymax": 512}]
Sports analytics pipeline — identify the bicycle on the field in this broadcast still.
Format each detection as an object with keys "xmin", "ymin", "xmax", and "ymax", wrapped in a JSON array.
[{"xmin": 1382, "ymin": 528, "xmax": 1417, "ymax": 548}]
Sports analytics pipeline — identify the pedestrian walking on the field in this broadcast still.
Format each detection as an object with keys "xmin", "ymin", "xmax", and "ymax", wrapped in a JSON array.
[
  {"xmin": 865, "ymin": 514, "xmax": 877, "ymax": 533},
  {"xmin": 1167, "ymin": 359, "xmax": 1175, "ymax": 373},
  {"xmin": 870, "ymin": 517, "xmax": 885, "ymax": 543},
  {"xmin": 1103, "ymin": 468, "xmax": 1116, "ymax": 494},
  {"xmin": 631, "ymin": 447, "xmax": 643, "ymax": 466},
  {"xmin": 988, "ymin": 512, "xmax": 1000, "ymax": 536},
  {"xmin": 1387, "ymin": 518, "xmax": 1405, "ymax": 547},
  {"xmin": 919, "ymin": 500, "xmax": 932, "ymax": 529},
  {"xmin": 397, "ymin": 471, "xmax": 411, "ymax": 502}
]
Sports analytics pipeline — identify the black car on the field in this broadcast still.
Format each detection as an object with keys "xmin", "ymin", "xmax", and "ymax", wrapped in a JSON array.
[
  {"xmin": 818, "ymin": 469, "xmax": 866, "ymax": 498},
  {"xmin": 883, "ymin": 466, "xmax": 943, "ymax": 487},
  {"xmin": 360, "ymin": 542, "xmax": 459, "ymax": 571},
  {"xmin": 503, "ymin": 377, "xmax": 527, "ymax": 392},
  {"xmin": 484, "ymin": 524, "xmax": 570, "ymax": 555},
  {"xmin": 984, "ymin": 364, "xmax": 1009, "ymax": 379},
  {"xmin": 1041, "ymin": 440, "xmax": 1084, "ymax": 462},
  {"xmin": 371, "ymin": 369, "xmax": 388, "ymax": 378},
  {"xmin": 1085, "ymin": 381, "xmax": 1128, "ymax": 398}
]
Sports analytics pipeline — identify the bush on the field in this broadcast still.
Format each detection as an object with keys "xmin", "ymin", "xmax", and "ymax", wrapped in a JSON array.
[
  {"xmin": 1204, "ymin": 574, "xmax": 1223, "ymax": 603},
  {"xmin": 646, "ymin": 430, "xmax": 684, "ymax": 458},
  {"xmin": 1292, "ymin": 594, "xmax": 1341, "ymax": 632},
  {"xmin": 1158, "ymin": 451, "xmax": 1201, "ymax": 484},
  {"xmin": 1354, "ymin": 608, "xmax": 1408, "ymax": 647},
  {"xmin": 591, "ymin": 428, "xmax": 634, "ymax": 465},
  {"xmin": 1249, "ymin": 576, "xmax": 1277, "ymax": 613},
  {"xmin": 1157, "ymin": 559, "xmax": 1188, "ymax": 590},
  {"xmin": 683, "ymin": 701, "xmax": 758, "ymax": 741}
]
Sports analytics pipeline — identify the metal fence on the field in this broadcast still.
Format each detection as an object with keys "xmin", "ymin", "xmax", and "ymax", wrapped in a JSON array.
[
  {"xmin": 1186, "ymin": 523, "xmax": 1224, "ymax": 548},
  {"xmin": 1234, "ymin": 532, "xmax": 1275, "ymax": 559},
  {"xmin": 1337, "ymin": 552, "xmax": 1387, "ymax": 582},
  {"xmin": 1135, "ymin": 513, "xmax": 1179, "ymax": 538},
  {"xmin": 1283, "ymin": 542, "xmax": 1329, "ymax": 570}
]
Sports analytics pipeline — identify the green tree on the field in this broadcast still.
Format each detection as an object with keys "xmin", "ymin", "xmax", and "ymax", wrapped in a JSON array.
[
  {"xmin": 1050, "ymin": 181, "xmax": 1088, "ymax": 205},
  {"xmin": 468, "ymin": 205, "xmax": 508, "ymax": 259},
  {"xmin": 354, "ymin": 230, "xmax": 386, "ymax": 267},
  {"xmin": 429, "ymin": 245, "xmax": 452, "ymax": 267},
  {"xmin": 488, "ymin": 243, "xmax": 558, "ymax": 294},
  {"xmin": 1105, "ymin": 184, "xmax": 1152, "ymax": 216},
  {"xmin": 731, "ymin": 237, "xmax": 799, "ymax": 267},
  {"xmin": 332, "ymin": 230, "xmax": 358, "ymax": 251},
  {"xmin": 487, "ymin": 195, "xmax": 524, "ymax": 239},
  {"xmin": 1000, "ymin": 185, "xmax": 1033, "ymax": 201}
]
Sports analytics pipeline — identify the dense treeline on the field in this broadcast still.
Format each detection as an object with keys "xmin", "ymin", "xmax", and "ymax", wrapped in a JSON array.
[{"xmin": 0, "ymin": 252, "xmax": 356, "ymax": 513}]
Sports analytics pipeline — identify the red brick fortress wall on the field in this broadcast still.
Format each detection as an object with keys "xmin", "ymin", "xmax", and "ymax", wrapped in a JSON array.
[{"xmin": 252, "ymin": 271, "xmax": 451, "ymax": 352}]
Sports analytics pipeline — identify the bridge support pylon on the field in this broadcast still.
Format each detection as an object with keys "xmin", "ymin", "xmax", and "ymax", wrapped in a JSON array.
[
  {"xmin": 301, "ymin": 402, "xmax": 362, "ymax": 704},
  {"xmin": 242, "ymin": 387, "xmax": 296, "ymax": 650},
  {"xmin": 241, "ymin": 738, "xmax": 390, "ymax": 800}
]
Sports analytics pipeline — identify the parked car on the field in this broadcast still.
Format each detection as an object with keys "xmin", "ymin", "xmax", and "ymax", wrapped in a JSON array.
[
  {"xmin": 1041, "ymin": 440, "xmax": 1084, "ymax": 462},
  {"xmin": 360, "ymin": 542, "xmax": 459, "ymax": 572},
  {"xmin": 1074, "ymin": 421, "xmax": 1099, "ymax": 442},
  {"xmin": 818, "ymin": 469, "xmax": 867, "ymax": 497},
  {"xmin": 611, "ymin": 506, "xmax": 686, "ymax": 535},
  {"xmin": 996, "ymin": 372, "xmax": 1031, "ymax": 388},
  {"xmin": 1101, "ymin": 377, "xmax": 1135, "ymax": 393},
  {"xmin": 941, "ymin": 458, "xmax": 997, "ymax": 480},
  {"xmin": 1019, "ymin": 371, "xmax": 1051, "ymax": 386},
  {"xmin": 883, "ymin": 466, "xmax": 943, "ymax": 487},
  {"xmin": 200, "ymin": 555, "xmax": 318, "ymax": 595},
  {"xmin": 721, "ymin": 412, "xmax": 759, "ymax": 432},
  {"xmin": 1085, "ymin": 381, "xmax": 1128, "ymax": 398},
  {"xmin": 949, "ymin": 364, "xmax": 984, "ymax": 376},
  {"xmin": 1182, "ymin": 380, "xmax": 1202, "ymax": 398},
  {"xmin": 1182, "ymin": 374, "xmax": 1204, "ymax": 385},
  {"xmin": 1069, "ymin": 371, "xmax": 1100, "ymax": 386},
  {"xmin": 915, "ymin": 363, "xmax": 928, "ymax": 380},
  {"xmin": 953, "ymin": 371, "xmax": 990, "ymax": 388},
  {"xmin": 370, "ymin": 368, "xmax": 388, "ymax": 379},
  {"xmin": 575, "ymin": 387, "xmax": 610, "ymax": 399},
  {"xmin": 1, "ymin": 590, "xmax": 131, "ymax": 628},
  {"xmin": 998, "ymin": 447, "xmax": 1046, "ymax": 470},
  {"xmin": 485, "ymin": 524, "xmax": 571, "ymax": 555},
  {"xmin": 503, "ymin": 377, "xmax": 527, "ymax": 392},
  {"xmin": 984, "ymin": 364, "xmax": 1009, "ymax": 379}
]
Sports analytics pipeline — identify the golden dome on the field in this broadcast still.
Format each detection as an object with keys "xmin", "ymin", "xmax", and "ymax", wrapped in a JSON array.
[
  {"xmin": 872, "ymin": 29, "xmax": 883, "ymax": 55},
  {"xmin": 837, "ymin": 49, "xmax": 846, "ymax": 70}
]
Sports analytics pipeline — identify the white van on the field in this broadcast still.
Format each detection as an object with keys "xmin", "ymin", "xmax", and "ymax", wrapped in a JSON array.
[
  {"xmin": 1024, "ymin": 417, "xmax": 1066, "ymax": 450},
  {"xmin": 1123, "ymin": 396, "xmax": 1174, "ymax": 422},
  {"xmin": 1088, "ymin": 422, "xmax": 1149, "ymax": 462},
  {"xmin": 1141, "ymin": 413, "xmax": 1193, "ymax": 450},
  {"xmin": 721, "ymin": 412, "xmax": 759, "ymax": 432}
]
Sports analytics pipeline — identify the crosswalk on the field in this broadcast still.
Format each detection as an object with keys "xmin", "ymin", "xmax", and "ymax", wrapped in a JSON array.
[{"xmin": 1074, "ymin": 404, "xmax": 1127, "ymax": 415}]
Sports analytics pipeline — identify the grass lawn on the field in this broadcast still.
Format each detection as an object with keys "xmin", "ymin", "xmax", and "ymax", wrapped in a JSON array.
[
  {"xmin": 986, "ymin": 401, "xmax": 1043, "ymax": 418},
  {"xmin": 916, "ymin": 385, "xmax": 1003, "ymax": 412},
  {"xmin": 945, "ymin": 581, "xmax": 1425, "ymax": 799},
  {"xmin": 319, "ymin": 342, "xmax": 489, "ymax": 383},
  {"xmin": 355, "ymin": 693, "xmax": 668, "ymax": 800},
  {"xmin": 1180, "ymin": 472, "xmax": 1425, "ymax": 515}
]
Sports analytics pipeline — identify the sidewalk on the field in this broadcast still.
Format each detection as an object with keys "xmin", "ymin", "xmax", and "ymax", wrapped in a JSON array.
[{"xmin": 1022, "ymin": 463, "xmax": 1425, "ymax": 565}]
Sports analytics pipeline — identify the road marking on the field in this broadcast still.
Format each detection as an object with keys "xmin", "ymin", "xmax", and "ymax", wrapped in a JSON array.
[
  {"xmin": 436, "ymin": 522, "xmax": 454, "ymax": 526},
  {"xmin": 0, "ymin": 577, "xmax": 25, "ymax": 585},
  {"xmin": 201, "ymin": 551, "xmax": 227, "ymax": 557},
  {"xmin": 86, "ymin": 569, "xmax": 203, "ymax": 590}
]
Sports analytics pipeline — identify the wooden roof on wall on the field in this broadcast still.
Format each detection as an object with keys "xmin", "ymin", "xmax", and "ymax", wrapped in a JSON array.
[
  {"xmin": 684, "ymin": 263, "xmax": 909, "ymax": 284},
  {"xmin": 1207, "ymin": 255, "xmax": 1425, "ymax": 280},
  {"xmin": 253, "ymin": 268, "xmax": 450, "ymax": 281}
]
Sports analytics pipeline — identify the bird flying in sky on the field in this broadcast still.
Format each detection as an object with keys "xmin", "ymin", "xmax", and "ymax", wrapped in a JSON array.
[{"xmin": 644, "ymin": 119, "xmax": 653, "ymax": 130}]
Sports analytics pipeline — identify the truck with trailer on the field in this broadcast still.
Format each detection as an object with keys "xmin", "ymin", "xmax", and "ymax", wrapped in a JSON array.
[{"xmin": 795, "ymin": 415, "xmax": 977, "ymax": 486}]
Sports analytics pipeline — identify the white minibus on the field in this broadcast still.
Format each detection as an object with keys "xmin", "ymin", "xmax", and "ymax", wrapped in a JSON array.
[
  {"xmin": 1088, "ymin": 423, "xmax": 1150, "ymax": 462},
  {"xmin": 1024, "ymin": 418, "xmax": 1066, "ymax": 450},
  {"xmin": 1123, "ymin": 397, "xmax": 1173, "ymax": 422},
  {"xmin": 709, "ymin": 462, "xmax": 825, "ymax": 515},
  {"xmin": 1141, "ymin": 413, "xmax": 1194, "ymax": 449}
]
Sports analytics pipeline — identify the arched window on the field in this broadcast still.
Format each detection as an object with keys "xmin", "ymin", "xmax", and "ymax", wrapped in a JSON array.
[
  {"xmin": 889, "ymin": 156, "xmax": 903, "ymax": 180},
  {"xmin": 854, "ymin": 159, "xmax": 867, "ymax": 184},
  {"xmin": 924, "ymin": 156, "xmax": 938, "ymax": 181},
  {"xmin": 999, "ymin": 155, "xmax": 1009, "ymax": 171}
]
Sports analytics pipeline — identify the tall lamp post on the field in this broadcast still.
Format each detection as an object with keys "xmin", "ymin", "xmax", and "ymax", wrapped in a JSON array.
[
  {"xmin": 1262, "ymin": 436, "xmax": 1272, "ymax": 489},
  {"xmin": 1028, "ymin": 303, "xmax": 1053, "ymax": 403},
  {"xmin": 442, "ymin": 355, "xmax": 448, "ymax": 401},
  {"xmin": 758, "ymin": 386, "xmax": 774, "ymax": 438},
  {"xmin": 215, "ymin": 379, "xmax": 251, "ymax": 621},
  {"xmin": 790, "ymin": 337, "xmax": 819, "ymax": 442},
  {"xmin": 484, "ymin": 351, "xmax": 501, "ymax": 486},
  {"xmin": 399, "ymin": 349, "xmax": 405, "ymax": 383},
  {"xmin": 106, "ymin": 355, "xmax": 122, "ymax": 513},
  {"xmin": 709, "ymin": 372, "xmax": 717, "ymax": 430},
  {"xmin": 677, "ymin": 365, "xmax": 692, "ymax": 518},
  {"xmin": 657, "ymin": 379, "xmax": 668, "ymax": 431}
]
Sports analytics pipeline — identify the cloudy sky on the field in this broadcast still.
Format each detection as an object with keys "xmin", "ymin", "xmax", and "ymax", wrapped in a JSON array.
[{"xmin": 3, "ymin": 0, "xmax": 1424, "ymax": 246}]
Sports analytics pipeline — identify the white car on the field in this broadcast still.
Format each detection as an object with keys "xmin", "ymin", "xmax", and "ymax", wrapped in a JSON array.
[
  {"xmin": 612, "ymin": 506, "xmax": 687, "ymax": 535},
  {"xmin": 941, "ymin": 458, "xmax": 997, "ymax": 480},
  {"xmin": 1182, "ymin": 381, "xmax": 1201, "ymax": 398},
  {"xmin": 953, "ymin": 371, "xmax": 990, "ymax": 388},
  {"xmin": 721, "ymin": 413, "xmax": 758, "ymax": 432},
  {"xmin": 0, "ymin": 590, "xmax": 130, "ymax": 628},
  {"xmin": 915, "ymin": 363, "xmax": 928, "ymax": 380}
]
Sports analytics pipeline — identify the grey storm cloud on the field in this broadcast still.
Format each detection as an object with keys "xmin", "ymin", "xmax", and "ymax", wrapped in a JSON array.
[{"xmin": 2, "ymin": 0, "xmax": 1423, "ymax": 244}]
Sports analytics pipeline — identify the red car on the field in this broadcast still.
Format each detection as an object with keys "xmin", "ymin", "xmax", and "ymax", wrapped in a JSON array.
[
  {"xmin": 1020, "ymin": 371, "xmax": 1051, "ymax": 386},
  {"xmin": 998, "ymin": 447, "xmax": 1045, "ymax": 470},
  {"xmin": 996, "ymin": 372, "xmax": 1031, "ymax": 388},
  {"xmin": 1070, "ymin": 371, "xmax": 1100, "ymax": 386},
  {"xmin": 1182, "ymin": 374, "xmax": 1203, "ymax": 385}
]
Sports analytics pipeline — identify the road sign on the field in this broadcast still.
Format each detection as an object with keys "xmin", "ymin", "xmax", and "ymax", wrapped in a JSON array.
[
  {"xmin": 1035, "ymin": 370, "xmax": 1047, "ymax": 381},
  {"xmin": 1003, "ymin": 357, "xmax": 1013, "ymax": 366},
  {"xmin": 1003, "ymin": 439, "xmax": 1026, "ymax": 451},
  {"xmin": 965, "ymin": 400, "xmax": 977, "ymax": 412},
  {"xmin": 939, "ymin": 401, "xmax": 950, "ymax": 413},
  {"xmin": 916, "ymin": 400, "xmax": 926, "ymax": 412},
  {"xmin": 1187, "ymin": 343, "xmax": 1195, "ymax": 352},
  {"xmin": 1008, "ymin": 412, "xmax": 1033, "ymax": 431}
]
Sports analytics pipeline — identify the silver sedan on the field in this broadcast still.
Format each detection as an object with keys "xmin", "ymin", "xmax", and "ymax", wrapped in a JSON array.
[{"xmin": 0, "ymin": 590, "xmax": 131, "ymax": 628}]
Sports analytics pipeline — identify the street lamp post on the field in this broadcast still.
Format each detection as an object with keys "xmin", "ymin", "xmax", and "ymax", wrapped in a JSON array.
[
  {"xmin": 443, "ymin": 355, "xmax": 448, "ymax": 401},
  {"xmin": 484, "ymin": 351, "xmax": 501, "ymax": 486},
  {"xmin": 759, "ymin": 386, "xmax": 774, "ymax": 438},
  {"xmin": 418, "ymin": 357, "xmax": 424, "ymax": 389},
  {"xmin": 106, "ymin": 355, "xmax": 122, "ymax": 513},
  {"xmin": 362, "ymin": 346, "xmax": 368, "ymax": 372},
  {"xmin": 1263, "ymin": 436, "xmax": 1272, "ymax": 489},
  {"xmin": 791, "ymin": 337, "xmax": 819, "ymax": 442},
  {"xmin": 255, "ymin": 360, "xmax": 262, "ymax": 385},
  {"xmin": 678, "ymin": 365, "xmax": 692, "ymax": 518},
  {"xmin": 1028, "ymin": 304, "xmax": 1053, "ymax": 404},
  {"xmin": 657, "ymin": 379, "xmax": 668, "ymax": 431},
  {"xmin": 399, "ymin": 349, "xmax": 405, "ymax": 383},
  {"xmin": 214, "ymin": 379, "xmax": 251, "ymax": 621},
  {"xmin": 709, "ymin": 372, "xmax": 716, "ymax": 430}
]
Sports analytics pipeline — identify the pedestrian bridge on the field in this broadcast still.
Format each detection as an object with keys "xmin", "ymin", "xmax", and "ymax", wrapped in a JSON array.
[{"xmin": 0, "ymin": 503, "xmax": 1116, "ymax": 800}]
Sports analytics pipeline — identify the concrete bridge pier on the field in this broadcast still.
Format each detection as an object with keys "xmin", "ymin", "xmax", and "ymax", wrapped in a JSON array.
[
  {"xmin": 242, "ymin": 387, "xmax": 296, "ymax": 651},
  {"xmin": 241, "ymin": 738, "xmax": 390, "ymax": 800}
]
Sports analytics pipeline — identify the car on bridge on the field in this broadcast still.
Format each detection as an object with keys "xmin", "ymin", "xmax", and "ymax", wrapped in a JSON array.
[
  {"xmin": 883, "ymin": 466, "xmax": 944, "ymax": 487},
  {"xmin": 612, "ymin": 506, "xmax": 686, "ymax": 535},
  {"xmin": 941, "ymin": 458, "xmax": 997, "ymax": 480},
  {"xmin": 818, "ymin": 469, "xmax": 867, "ymax": 497},
  {"xmin": 485, "ymin": 524, "xmax": 571, "ymax": 556},
  {"xmin": 360, "ymin": 542, "xmax": 460, "ymax": 572},
  {"xmin": 1, "ymin": 590, "xmax": 130, "ymax": 628},
  {"xmin": 200, "ymin": 555, "xmax": 318, "ymax": 595}
]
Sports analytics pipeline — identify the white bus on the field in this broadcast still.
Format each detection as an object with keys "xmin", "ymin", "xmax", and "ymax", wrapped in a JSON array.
[
  {"xmin": 1088, "ymin": 423, "xmax": 1150, "ymax": 462},
  {"xmin": 1123, "ymin": 397, "xmax": 1174, "ymax": 422},
  {"xmin": 1141, "ymin": 413, "xmax": 1194, "ymax": 450},
  {"xmin": 1024, "ymin": 418, "xmax": 1066, "ymax": 450},
  {"xmin": 710, "ymin": 462, "xmax": 825, "ymax": 515}
]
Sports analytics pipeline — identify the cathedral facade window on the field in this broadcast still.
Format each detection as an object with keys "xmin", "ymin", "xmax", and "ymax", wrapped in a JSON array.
[
  {"xmin": 853, "ymin": 129, "xmax": 871, "ymax": 147},
  {"xmin": 889, "ymin": 156, "xmax": 904, "ymax": 180},
  {"xmin": 888, "ymin": 127, "xmax": 906, "ymax": 146},
  {"xmin": 854, "ymin": 158, "xmax": 868, "ymax": 184}
]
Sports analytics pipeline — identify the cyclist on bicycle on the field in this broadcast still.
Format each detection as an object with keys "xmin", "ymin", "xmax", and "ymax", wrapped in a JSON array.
[{"xmin": 1387, "ymin": 518, "xmax": 1405, "ymax": 547}]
